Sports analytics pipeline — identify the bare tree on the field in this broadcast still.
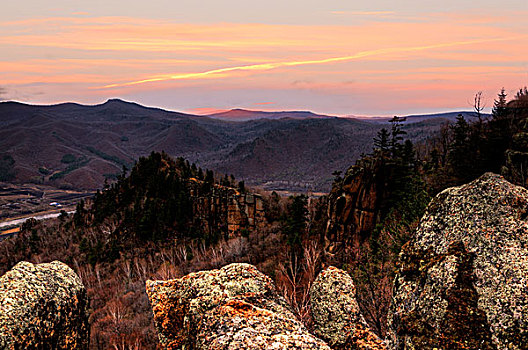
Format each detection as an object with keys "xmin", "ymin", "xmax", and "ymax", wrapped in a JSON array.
[{"xmin": 472, "ymin": 91, "xmax": 486, "ymax": 125}]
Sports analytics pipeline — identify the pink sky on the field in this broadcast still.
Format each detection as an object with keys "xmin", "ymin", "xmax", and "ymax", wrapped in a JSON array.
[{"xmin": 1, "ymin": 2, "xmax": 527, "ymax": 116}]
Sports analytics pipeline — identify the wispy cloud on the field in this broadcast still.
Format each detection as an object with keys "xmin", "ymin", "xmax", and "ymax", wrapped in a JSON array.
[
  {"xmin": 1, "ymin": 12, "xmax": 527, "ymax": 114},
  {"xmin": 99, "ymin": 36, "xmax": 522, "ymax": 88}
]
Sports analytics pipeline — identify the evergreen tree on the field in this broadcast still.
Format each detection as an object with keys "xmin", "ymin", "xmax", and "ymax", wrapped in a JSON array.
[
  {"xmin": 282, "ymin": 195, "xmax": 308, "ymax": 251},
  {"xmin": 373, "ymin": 128, "xmax": 390, "ymax": 153},
  {"xmin": 449, "ymin": 114, "xmax": 472, "ymax": 181},
  {"xmin": 389, "ymin": 116, "xmax": 407, "ymax": 158},
  {"xmin": 492, "ymin": 88, "xmax": 508, "ymax": 120},
  {"xmin": 205, "ymin": 169, "xmax": 214, "ymax": 184}
]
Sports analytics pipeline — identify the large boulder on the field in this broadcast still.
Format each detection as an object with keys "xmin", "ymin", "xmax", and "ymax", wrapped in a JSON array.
[
  {"xmin": 0, "ymin": 261, "xmax": 89, "ymax": 349},
  {"xmin": 146, "ymin": 263, "xmax": 330, "ymax": 349},
  {"xmin": 310, "ymin": 266, "xmax": 386, "ymax": 350},
  {"xmin": 388, "ymin": 173, "xmax": 528, "ymax": 349}
]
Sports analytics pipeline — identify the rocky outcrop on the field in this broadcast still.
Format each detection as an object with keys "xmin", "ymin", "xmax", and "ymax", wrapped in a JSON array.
[
  {"xmin": 0, "ymin": 261, "xmax": 89, "ymax": 349},
  {"xmin": 325, "ymin": 156, "xmax": 392, "ymax": 256},
  {"xmin": 388, "ymin": 173, "xmax": 528, "ymax": 349},
  {"xmin": 146, "ymin": 263, "xmax": 330, "ymax": 350},
  {"xmin": 189, "ymin": 181, "xmax": 265, "ymax": 237},
  {"xmin": 310, "ymin": 267, "xmax": 386, "ymax": 350},
  {"xmin": 502, "ymin": 97, "xmax": 528, "ymax": 187}
]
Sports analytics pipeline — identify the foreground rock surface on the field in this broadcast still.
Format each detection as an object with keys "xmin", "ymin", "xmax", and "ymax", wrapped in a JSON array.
[
  {"xmin": 310, "ymin": 267, "xmax": 386, "ymax": 350},
  {"xmin": 388, "ymin": 173, "xmax": 528, "ymax": 349},
  {"xmin": 146, "ymin": 263, "xmax": 330, "ymax": 350},
  {"xmin": 0, "ymin": 261, "xmax": 89, "ymax": 349}
]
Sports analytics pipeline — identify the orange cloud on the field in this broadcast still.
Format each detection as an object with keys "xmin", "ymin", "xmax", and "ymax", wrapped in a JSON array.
[
  {"xmin": 98, "ymin": 36, "xmax": 524, "ymax": 88},
  {"xmin": 2, "ymin": 12, "xmax": 527, "ymax": 114}
]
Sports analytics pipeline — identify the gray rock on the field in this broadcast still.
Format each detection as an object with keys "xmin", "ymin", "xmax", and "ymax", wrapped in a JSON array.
[
  {"xmin": 310, "ymin": 266, "xmax": 387, "ymax": 350},
  {"xmin": 388, "ymin": 173, "xmax": 528, "ymax": 349},
  {"xmin": 0, "ymin": 261, "xmax": 89, "ymax": 349},
  {"xmin": 146, "ymin": 263, "xmax": 330, "ymax": 350}
]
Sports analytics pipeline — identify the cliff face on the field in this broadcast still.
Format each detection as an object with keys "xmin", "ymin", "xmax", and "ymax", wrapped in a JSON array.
[
  {"xmin": 325, "ymin": 157, "xmax": 389, "ymax": 254},
  {"xmin": 0, "ymin": 261, "xmax": 89, "ymax": 349},
  {"xmin": 388, "ymin": 173, "xmax": 528, "ymax": 349},
  {"xmin": 189, "ymin": 182, "xmax": 265, "ymax": 237},
  {"xmin": 502, "ymin": 100, "xmax": 528, "ymax": 187}
]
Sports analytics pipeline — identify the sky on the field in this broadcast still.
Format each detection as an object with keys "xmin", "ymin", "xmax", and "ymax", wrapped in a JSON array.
[{"xmin": 1, "ymin": 0, "xmax": 527, "ymax": 116}]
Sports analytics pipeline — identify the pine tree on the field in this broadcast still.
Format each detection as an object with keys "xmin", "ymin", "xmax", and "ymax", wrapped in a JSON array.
[
  {"xmin": 373, "ymin": 128, "xmax": 390, "ymax": 153},
  {"xmin": 492, "ymin": 88, "xmax": 508, "ymax": 120},
  {"xmin": 389, "ymin": 116, "xmax": 407, "ymax": 158},
  {"xmin": 449, "ymin": 114, "xmax": 473, "ymax": 181}
]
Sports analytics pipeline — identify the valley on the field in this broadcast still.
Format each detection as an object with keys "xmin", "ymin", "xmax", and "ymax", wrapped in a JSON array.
[
  {"xmin": 0, "ymin": 99, "xmax": 456, "ymax": 193},
  {"xmin": 0, "ymin": 182, "xmax": 92, "ymax": 235}
]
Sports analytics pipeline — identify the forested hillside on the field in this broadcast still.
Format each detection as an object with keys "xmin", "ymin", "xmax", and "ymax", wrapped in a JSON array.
[{"xmin": 0, "ymin": 99, "xmax": 455, "ymax": 191}]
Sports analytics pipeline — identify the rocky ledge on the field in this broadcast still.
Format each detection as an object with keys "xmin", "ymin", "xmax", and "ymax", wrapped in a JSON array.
[
  {"xmin": 146, "ymin": 263, "xmax": 330, "ymax": 349},
  {"xmin": 146, "ymin": 263, "xmax": 383, "ymax": 350},
  {"xmin": 0, "ymin": 261, "xmax": 89, "ymax": 349},
  {"xmin": 388, "ymin": 173, "xmax": 528, "ymax": 349}
]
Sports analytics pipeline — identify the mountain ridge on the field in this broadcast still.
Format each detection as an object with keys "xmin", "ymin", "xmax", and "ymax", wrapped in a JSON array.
[{"xmin": 0, "ymin": 99, "xmax": 459, "ymax": 191}]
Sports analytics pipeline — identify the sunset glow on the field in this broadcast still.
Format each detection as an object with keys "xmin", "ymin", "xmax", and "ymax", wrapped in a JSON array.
[{"xmin": 1, "ymin": 1, "xmax": 527, "ymax": 115}]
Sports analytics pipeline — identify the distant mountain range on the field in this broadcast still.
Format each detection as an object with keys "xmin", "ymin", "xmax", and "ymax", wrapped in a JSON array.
[
  {"xmin": 207, "ymin": 109, "xmax": 331, "ymax": 121},
  {"xmin": 353, "ymin": 111, "xmax": 490, "ymax": 124},
  {"xmin": 0, "ymin": 99, "xmax": 464, "ymax": 191}
]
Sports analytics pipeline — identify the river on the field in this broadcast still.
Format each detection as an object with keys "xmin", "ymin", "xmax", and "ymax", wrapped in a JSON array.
[{"xmin": 0, "ymin": 211, "xmax": 75, "ymax": 229}]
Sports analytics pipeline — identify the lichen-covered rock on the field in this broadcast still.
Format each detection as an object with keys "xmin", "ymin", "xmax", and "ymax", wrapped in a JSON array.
[
  {"xmin": 0, "ymin": 261, "xmax": 89, "ymax": 349},
  {"xmin": 196, "ymin": 299, "xmax": 330, "ymax": 349},
  {"xmin": 147, "ymin": 263, "xmax": 330, "ymax": 349},
  {"xmin": 310, "ymin": 267, "xmax": 386, "ymax": 350},
  {"xmin": 388, "ymin": 173, "xmax": 528, "ymax": 349}
]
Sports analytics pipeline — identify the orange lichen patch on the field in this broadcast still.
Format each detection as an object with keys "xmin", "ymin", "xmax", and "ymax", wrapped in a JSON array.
[
  {"xmin": 344, "ymin": 323, "xmax": 387, "ymax": 350},
  {"xmin": 151, "ymin": 294, "xmax": 188, "ymax": 349},
  {"xmin": 221, "ymin": 299, "xmax": 274, "ymax": 318}
]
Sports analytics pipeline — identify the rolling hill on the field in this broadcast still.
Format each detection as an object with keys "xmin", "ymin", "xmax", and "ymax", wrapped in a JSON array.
[
  {"xmin": 207, "ymin": 108, "xmax": 331, "ymax": 121},
  {"xmin": 0, "ymin": 99, "xmax": 455, "ymax": 191}
]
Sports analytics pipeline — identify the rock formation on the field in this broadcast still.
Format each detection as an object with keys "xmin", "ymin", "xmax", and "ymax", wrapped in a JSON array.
[
  {"xmin": 310, "ymin": 266, "xmax": 387, "ymax": 350},
  {"xmin": 146, "ymin": 263, "xmax": 330, "ymax": 350},
  {"xmin": 0, "ymin": 261, "xmax": 89, "ymax": 349},
  {"xmin": 189, "ymin": 180, "xmax": 265, "ymax": 238},
  {"xmin": 325, "ymin": 157, "xmax": 390, "ymax": 256},
  {"xmin": 502, "ymin": 96, "xmax": 528, "ymax": 187},
  {"xmin": 388, "ymin": 173, "xmax": 528, "ymax": 349}
]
